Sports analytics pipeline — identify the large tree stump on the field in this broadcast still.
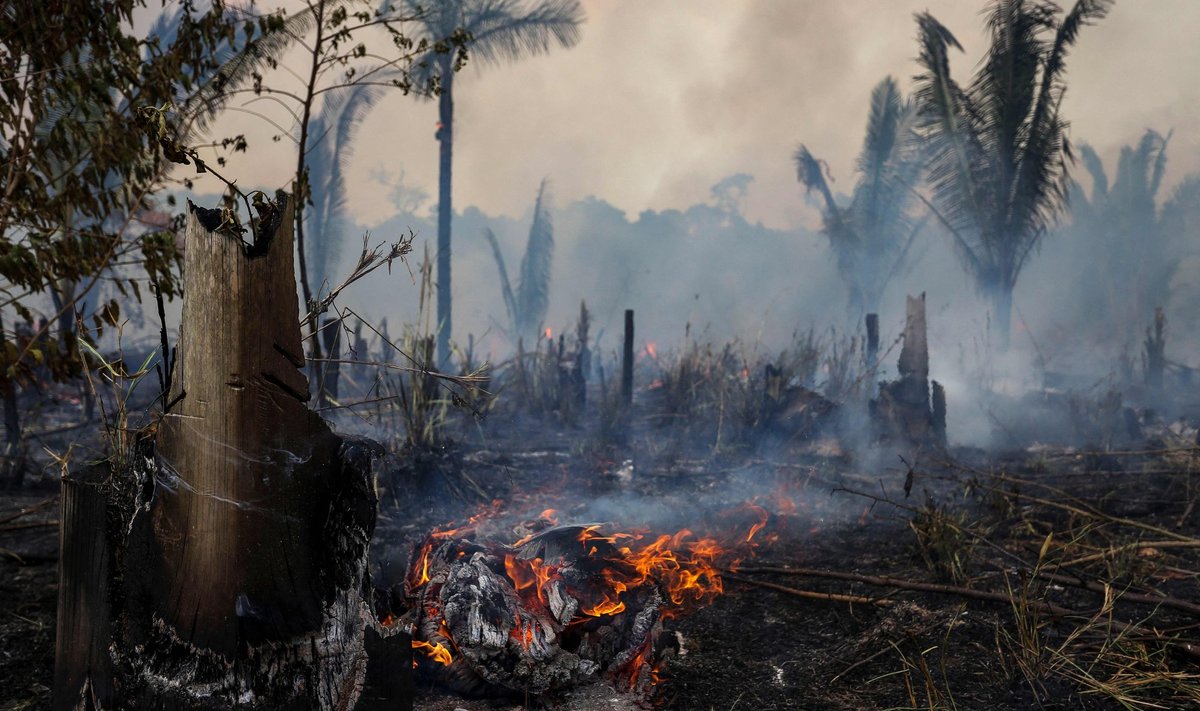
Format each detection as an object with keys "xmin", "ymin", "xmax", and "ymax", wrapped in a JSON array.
[
  {"xmin": 873, "ymin": 294, "xmax": 945, "ymax": 447},
  {"xmin": 54, "ymin": 194, "xmax": 409, "ymax": 710}
]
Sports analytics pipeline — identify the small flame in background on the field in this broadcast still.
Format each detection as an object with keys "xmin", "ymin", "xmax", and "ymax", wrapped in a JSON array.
[
  {"xmin": 644, "ymin": 341, "xmax": 658, "ymax": 361},
  {"xmin": 405, "ymin": 497, "xmax": 789, "ymax": 689},
  {"xmin": 545, "ymin": 327, "xmax": 553, "ymax": 340}
]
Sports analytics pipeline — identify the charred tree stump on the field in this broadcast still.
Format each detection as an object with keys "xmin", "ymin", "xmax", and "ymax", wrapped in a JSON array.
[
  {"xmin": 621, "ymin": 310, "xmax": 634, "ymax": 408},
  {"xmin": 54, "ymin": 464, "xmax": 115, "ymax": 710},
  {"xmin": 873, "ymin": 294, "xmax": 944, "ymax": 447},
  {"xmin": 54, "ymin": 195, "xmax": 407, "ymax": 710}
]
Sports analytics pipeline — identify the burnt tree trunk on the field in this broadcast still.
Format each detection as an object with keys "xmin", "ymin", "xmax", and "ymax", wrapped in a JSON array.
[
  {"xmin": 621, "ymin": 309, "xmax": 634, "ymax": 408},
  {"xmin": 54, "ymin": 464, "xmax": 114, "ymax": 710},
  {"xmin": 54, "ymin": 195, "xmax": 409, "ymax": 710},
  {"xmin": 865, "ymin": 313, "xmax": 879, "ymax": 369},
  {"xmin": 0, "ymin": 312, "xmax": 22, "ymax": 485},
  {"xmin": 873, "ymin": 294, "xmax": 944, "ymax": 447}
]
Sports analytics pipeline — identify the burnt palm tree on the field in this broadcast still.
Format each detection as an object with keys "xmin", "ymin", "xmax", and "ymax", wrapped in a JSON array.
[
  {"xmin": 483, "ymin": 179, "xmax": 554, "ymax": 344},
  {"xmin": 1070, "ymin": 130, "xmax": 1177, "ymax": 344},
  {"xmin": 407, "ymin": 0, "xmax": 583, "ymax": 366},
  {"xmin": 795, "ymin": 76, "xmax": 926, "ymax": 317},
  {"xmin": 913, "ymin": 0, "xmax": 1112, "ymax": 348}
]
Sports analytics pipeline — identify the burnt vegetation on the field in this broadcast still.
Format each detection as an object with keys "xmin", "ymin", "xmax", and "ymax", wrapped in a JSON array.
[{"xmin": 3, "ymin": 1, "xmax": 1200, "ymax": 710}]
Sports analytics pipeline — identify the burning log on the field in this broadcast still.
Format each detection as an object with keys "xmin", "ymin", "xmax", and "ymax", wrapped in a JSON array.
[
  {"xmin": 873, "ymin": 294, "xmax": 945, "ymax": 447},
  {"xmin": 401, "ymin": 511, "xmax": 757, "ymax": 700},
  {"xmin": 54, "ymin": 195, "xmax": 405, "ymax": 710},
  {"xmin": 406, "ymin": 523, "xmax": 664, "ymax": 696}
]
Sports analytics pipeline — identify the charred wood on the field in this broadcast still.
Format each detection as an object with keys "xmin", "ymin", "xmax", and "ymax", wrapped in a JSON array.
[
  {"xmin": 873, "ymin": 294, "xmax": 944, "ymax": 447},
  {"xmin": 53, "ymin": 195, "xmax": 404, "ymax": 710}
]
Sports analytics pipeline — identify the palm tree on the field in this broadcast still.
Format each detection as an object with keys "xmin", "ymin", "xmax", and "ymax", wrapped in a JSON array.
[
  {"xmin": 483, "ymin": 179, "xmax": 554, "ymax": 344},
  {"xmin": 407, "ymin": 0, "xmax": 584, "ymax": 367},
  {"xmin": 795, "ymin": 76, "xmax": 926, "ymax": 317},
  {"xmin": 913, "ymin": 0, "xmax": 1112, "ymax": 349},
  {"xmin": 1069, "ymin": 130, "xmax": 1179, "ymax": 345},
  {"xmin": 305, "ymin": 83, "xmax": 389, "ymax": 290}
]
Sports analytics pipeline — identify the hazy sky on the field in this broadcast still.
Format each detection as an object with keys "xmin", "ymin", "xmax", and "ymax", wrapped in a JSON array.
[{"xmin": 210, "ymin": 0, "xmax": 1200, "ymax": 231}]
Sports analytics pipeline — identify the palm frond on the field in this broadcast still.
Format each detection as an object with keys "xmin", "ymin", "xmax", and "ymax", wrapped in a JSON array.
[
  {"xmin": 460, "ymin": 0, "xmax": 583, "ymax": 69},
  {"xmin": 1077, "ymin": 143, "xmax": 1107, "ymax": 202},
  {"xmin": 483, "ymin": 226, "xmax": 519, "ymax": 333},
  {"xmin": 1012, "ymin": 0, "xmax": 1113, "ymax": 250},
  {"xmin": 306, "ymin": 82, "xmax": 390, "ymax": 285},
  {"xmin": 913, "ymin": 11, "xmax": 988, "ymax": 281},
  {"xmin": 855, "ymin": 76, "xmax": 904, "ymax": 228},
  {"xmin": 179, "ymin": 2, "xmax": 334, "ymax": 135},
  {"xmin": 515, "ymin": 178, "xmax": 554, "ymax": 339},
  {"xmin": 406, "ymin": 0, "xmax": 583, "ymax": 91}
]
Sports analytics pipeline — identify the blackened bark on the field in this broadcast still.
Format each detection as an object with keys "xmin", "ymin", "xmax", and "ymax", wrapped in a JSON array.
[{"xmin": 53, "ymin": 464, "xmax": 114, "ymax": 710}]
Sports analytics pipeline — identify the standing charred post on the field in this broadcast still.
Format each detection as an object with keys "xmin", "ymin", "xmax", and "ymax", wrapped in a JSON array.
[
  {"xmin": 1144, "ymin": 307, "xmax": 1166, "ymax": 390},
  {"xmin": 54, "ymin": 194, "xmax": 409, "ymax": 710},
  {"xmin": 53, "ymin": 464, "xmax": 114, "ymax": 710},
  {"xmin": 865, "ymin": 312, "xmax": 880, "ymax": 399},
  {"xmin": 574, "ymin": 301, "xmax": 590, "ymax": 411},
  {"xmin": 621, "ymin": 309, "xmax": 634, "ymax": 408}
]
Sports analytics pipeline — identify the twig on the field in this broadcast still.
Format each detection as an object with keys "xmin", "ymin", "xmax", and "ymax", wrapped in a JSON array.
[
  {"xmin": 732, "ymin": 566, "xmax": 1200, "ymax": 659},
  {"xmin": 0, "ymin": 520, "xmax": 58, "ymax": 534},
  {"xmin": 1024, "ymin": 566, "xmax": 1200, "ymax": 617},
  {"xmin": 0, "ymin": 495, "xmax": 58, "ymax": 526},
  {"xmin": 724, "ymin": 572, "xmax": 892, "ymax": 607},
  {"xmin": 1053, "ymin": 540, "xmax": 1200, "ymax": 568}
]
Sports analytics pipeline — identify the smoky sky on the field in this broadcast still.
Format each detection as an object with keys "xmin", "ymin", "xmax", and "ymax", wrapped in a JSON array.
[{"xmin": 207, "ymin": 0, "xmax": 1200, "ymax": 230}]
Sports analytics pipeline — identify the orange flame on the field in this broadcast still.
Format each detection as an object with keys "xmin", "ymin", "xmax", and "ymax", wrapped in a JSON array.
[
  {"xmin": 505, "ymin": 555, "xmax": 558, "ymax": 605},
  {"xmin": 644, "ymin": 341, "xmax": 658, "ymax": 360},
  {"xmin": 412, "ymin": 639, "xmax": 453, "ymax": 666},
  {"xmin": 745, "ymin": 505, "xmax": 769, "ymax": 543}
]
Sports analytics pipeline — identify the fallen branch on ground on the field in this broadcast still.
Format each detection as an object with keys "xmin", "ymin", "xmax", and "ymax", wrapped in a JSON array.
[{"xmin": 724, "ymin": 572, "xmax": 892, "ymax": 607}]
